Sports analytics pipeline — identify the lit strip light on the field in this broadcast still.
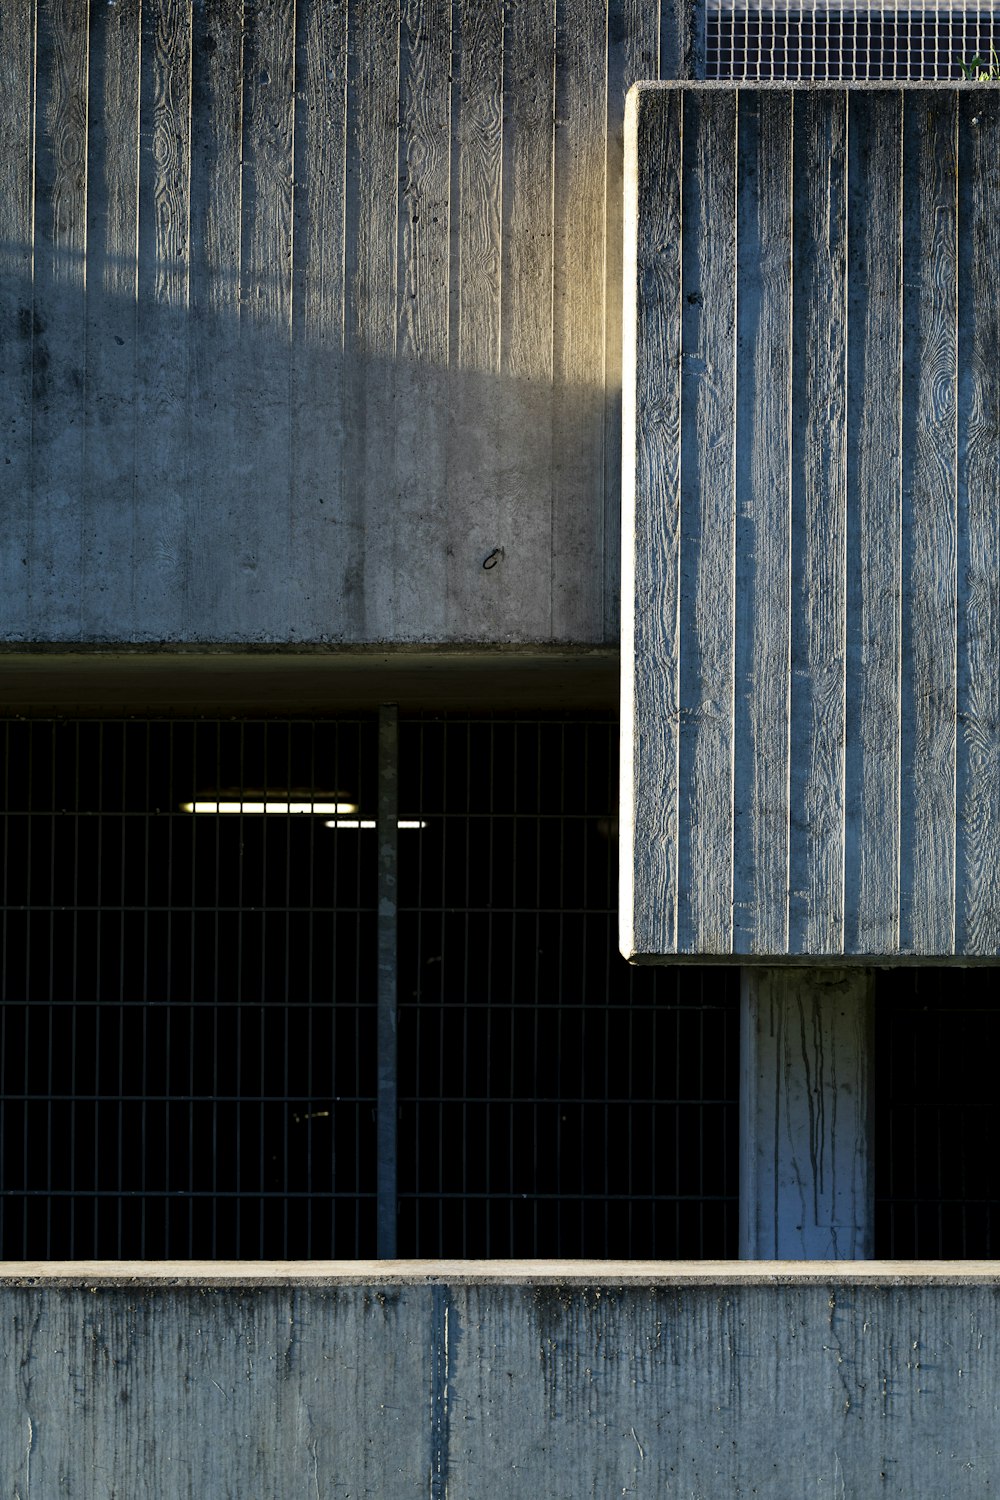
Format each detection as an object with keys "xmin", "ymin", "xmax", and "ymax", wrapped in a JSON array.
[
  {"xmin": 323, "ymin": 819, "xmax": 427, "ymax": 831},
  {"xmin": 182, "ymin": 800, "xmax": 359, "ymax": 815},
  {"xmin": 180, "ymin": 800, "xmax": 426, "ymax": 829}
]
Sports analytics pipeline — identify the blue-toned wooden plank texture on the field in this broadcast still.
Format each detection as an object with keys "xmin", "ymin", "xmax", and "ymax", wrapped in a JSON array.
[{"xmin": 622, "ymin": 82, "xmax": 1000, "ymax": 962}]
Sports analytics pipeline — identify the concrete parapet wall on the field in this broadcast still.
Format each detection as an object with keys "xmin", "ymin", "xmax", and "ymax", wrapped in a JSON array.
[{"xmin": 1, "ymin": 1262, "xmax": 998, "ymax": 1496}]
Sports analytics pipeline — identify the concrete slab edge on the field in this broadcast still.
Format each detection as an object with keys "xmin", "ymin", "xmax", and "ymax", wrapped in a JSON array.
[{"xmin": 3, "ymin": 1260, "xmax": 1000, "ymax": 1287}]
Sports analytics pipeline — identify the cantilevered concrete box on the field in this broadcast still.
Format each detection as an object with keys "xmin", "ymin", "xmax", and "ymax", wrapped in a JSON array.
[{"xmin": 621, "ymin": 83, "xmax": 1000, "ymax": 963}]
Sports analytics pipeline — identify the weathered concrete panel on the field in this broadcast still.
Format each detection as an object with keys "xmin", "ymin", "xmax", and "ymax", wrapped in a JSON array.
[
  {"xmin": 448, "ymin": 1279, "xmax": 1000, "ymax": 1497},
  {"xmin": 0, "ymin": 1285, "xmax": 431, "ymax": 1496},
  {"xmin": 622, "ymin": 83, "xmax": 1000, "ymax": 962},
  {"xmin": 740, "ymin": 968, "xmax": 875, "ymax": 1259},
  {"xmin": 0, "ymin": 0, "xmax": 674, "ymax": 648},
  {"xmin": 2, "ymin": 1268, "xmax": 1000, "ymax": 1497}
]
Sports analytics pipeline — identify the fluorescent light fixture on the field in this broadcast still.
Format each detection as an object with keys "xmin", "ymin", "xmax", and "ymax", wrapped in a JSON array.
[
  {"xmin": 323, "ymin": 819, "xmax": 427, "ymax": 831},
  {"xmin": 182, "ymin": 799, "xmax": 359, "ymax": 815}
]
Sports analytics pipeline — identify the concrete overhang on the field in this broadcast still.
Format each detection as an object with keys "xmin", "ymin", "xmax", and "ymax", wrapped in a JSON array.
[{"xmin": 0, "ymin": 645, "xmax": 619, "ymax": 715}]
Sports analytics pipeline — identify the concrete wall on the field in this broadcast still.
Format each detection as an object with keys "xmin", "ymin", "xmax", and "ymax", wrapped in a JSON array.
[
  {"xmin": 622, "ymin": 83, "xmax": 1000, "ymax": 963},
  {"xmin": 0, "ymin": 0, "xmax": 689, "ymax": 649},
  {"xmin": 2, "ymin": 1263, "xmax": 999, "ymax": 1497}
]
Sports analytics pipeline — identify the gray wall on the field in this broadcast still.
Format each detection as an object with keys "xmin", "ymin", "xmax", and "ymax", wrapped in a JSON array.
[
  {"xmin": 0, "ymin": 0, "xmax": 687, "ymax": 649},
  {"xmin": 622, "ymin": 83, "xmax": 1000, "ymax": 963},
  {"xmin": 2, "ymin": 1267, "xmax": 1000, "ymax": 1496}
]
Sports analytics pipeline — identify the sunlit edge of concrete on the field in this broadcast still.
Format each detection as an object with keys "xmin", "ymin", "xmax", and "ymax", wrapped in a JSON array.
[{"xmin": 3, "ymin": 1259, "xmax": 1000, "ymax": 1286}]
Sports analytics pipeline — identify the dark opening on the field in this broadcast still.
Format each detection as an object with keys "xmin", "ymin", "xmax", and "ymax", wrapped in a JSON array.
[
  {"xmin": 1, "ymin": 715, "xmax": 739, "ymax": 1260},
  {"xmin": 875, "ymin": 967, "xmax": 1000, "ymax": 1258}
]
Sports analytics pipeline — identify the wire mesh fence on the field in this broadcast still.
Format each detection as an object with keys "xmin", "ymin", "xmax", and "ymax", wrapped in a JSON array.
[
  {"xmin": 1, "ymin": 718, "xmax": 378, "ymax": 1258},
  {"xmin": 395, "ymin": 717, "xmax": 739, "ymax": 1257},
  {"xmin": 0, "ymin": 714, "xmax": 740, "ymax": 1260},
  {"xmin": 706, "ymin": 0, "xmax": 1000, "ymax": 78}
]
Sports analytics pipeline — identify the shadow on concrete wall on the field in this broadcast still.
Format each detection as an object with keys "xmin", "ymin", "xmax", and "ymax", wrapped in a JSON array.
[
  {"xmin": 1, "ymin": 259, "xmax": 616, "ymax": 646},
  {"xmin": 0, "ymin": 0, "xmax": 635, "ymax": 647}
]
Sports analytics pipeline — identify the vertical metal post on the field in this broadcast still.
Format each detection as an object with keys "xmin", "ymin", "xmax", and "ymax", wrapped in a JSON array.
[{"xmin": 377, "ymin": 706, "xmax": 398, "ymax": 1257}]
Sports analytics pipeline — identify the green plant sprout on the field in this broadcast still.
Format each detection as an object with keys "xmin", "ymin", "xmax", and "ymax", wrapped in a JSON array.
[{"xmin": 959, "ymin": 48, "xmax": 1000, "ymax": 79}]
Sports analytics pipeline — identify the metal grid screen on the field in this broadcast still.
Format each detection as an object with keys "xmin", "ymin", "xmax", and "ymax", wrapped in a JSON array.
[
  {"xmin": 396, "ymin": 717, "xmax": 738, "ymax": 1257},
  {"xmin": 706, "ymin": 0, "xmax": 1000, "ymax": 77},
  {"xmin": 0, "ymin": 715, "xmax": 739, "ymax": 1260},
  {"xmin": 1, "ymin": 719, "xmax": 379, "ymax": 1258}
]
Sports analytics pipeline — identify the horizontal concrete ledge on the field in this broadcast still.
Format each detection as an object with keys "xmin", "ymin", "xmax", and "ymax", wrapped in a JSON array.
[
  {"xmin": 5, "ymin": 1259, "xmax": 1000, "ymax": 1287},
  {"xmin": 630, "ymin": 952, "xmax": 1000, "ymax": 967},
  {"xmin": 0, "ymin": 645, "xmax": 618, "ymax": 713}
]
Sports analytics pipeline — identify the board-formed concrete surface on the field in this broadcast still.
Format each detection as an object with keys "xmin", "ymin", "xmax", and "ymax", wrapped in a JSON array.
[
  {"xmin": 0, "ymin": 0, "xmax": 662, "ymax": 648},
  {"xmin": 622, "ymin": 83, "xmax": 1000, "ymax": 963},
  {"xmin": 1, "ymin": 1264, "xmax": 998, "ymax": 1496}
]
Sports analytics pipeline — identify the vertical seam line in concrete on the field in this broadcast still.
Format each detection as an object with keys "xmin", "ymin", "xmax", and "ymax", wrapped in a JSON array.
[{"xmin": 430, "ymin": 1283, "xmax": 451, "ymax": 1499}]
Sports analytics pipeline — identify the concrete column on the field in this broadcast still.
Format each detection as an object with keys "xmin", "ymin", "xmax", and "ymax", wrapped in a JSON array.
[{"xmin": 740, "ymin": 967, "xmax": 875, "ymax": 1259}]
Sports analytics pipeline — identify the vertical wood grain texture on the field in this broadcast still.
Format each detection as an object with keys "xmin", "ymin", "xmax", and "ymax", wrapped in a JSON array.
[
  {"xmin": 391, "ymin": 0, "xmax": 452, "ymax": 637},
  {"xmin": 622, "ymin": 86, "xmax": 682, "ymax": 959},
  {"xmin": 290, "ymin": 0, "xmax": 355, "ymax": 638},
  {"xmin": 30, "ymin": 0, "xmax": 89, "ymax": 637},
  {"xmin": 740, "ymin": 967, "xmax": 874, "ymax": 1258},
  {"xmin": 497, "ymin": 0, "xmax": 556, "ymax": 639},
  {"xmin": 294, "ymin": 0, "xmax": 346, "ymax": 346},
  {"xmin": 347, "ymin": 2, "xmax": 398, "ymax": 361},
  {"xmin": 899, "ymin": 91, "xmax": 958, "ymax": 956},
  {"xmin": 731, "ymin": 90, "xmax": 792, "ymax": 956},
  {"xmin": 626, "ymin": 83, "xmax": 997, "ymax": 961},
  {"xmin": 660, "ymin": 0, "xmax": 701, "ymax": 79},
  {"xmin": 551, "ymin": 0, "xmax": 607, "ymax": 639},
  {"xmin": 239, "ymin": 0, "xmax": 296, "ymax": 631},
  {"xmin": 955, "ymin": 95, "xmax": 1000, "ymax": 956},
  {"xmin": 346, "ymin": 0, "xmax": 399, "ymax": 640},
  {"xmin": 455, "ymin": 0, "xmax": 502, "ymax": 375},
  {"xmin": 444, "ymin": 0, "xmax": 506, "ymax": 637},
  {"xmin": 397, "ymin": 0, "xmax": 451, "ymax": 371},
  {"xmin": 844, "ymin": 89, "xmax": 903, "ymax": 957},
  {"xmin": 0, "ymin": 0, "xmax": 36, "ymax": 632},
  {"xmin": 788, "ymin": 91, "xmax": 848, "ymax": 955},
  {"xmin": 81, "ymin": 0, "xmax": 141, "ymax": 639},
  {"xmin": 603, "ymin": 0, "xmax": 660, "ymax": 640},
  {"xmin": 135, "ymin": 0, "xmax": 192, "ymax": 636},
  {"xmin": 188, "ymin": 0, "xmax": 245, "ymax": 638},
  {"xmin": 676, "ymin": 88, "xmax": 735, "ymax": 954}
]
